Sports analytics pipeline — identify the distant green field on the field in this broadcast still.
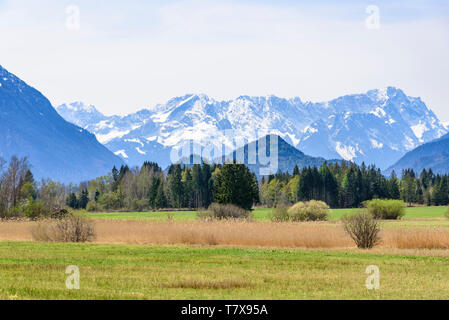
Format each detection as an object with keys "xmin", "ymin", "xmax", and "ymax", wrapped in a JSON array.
[
  {"xmin": 86, "ymin": 206, "xmax": 449, "ymax": 223},
  {"xmin": 1, "ymin": 241, "xmax": 449, "ymax": 300}
]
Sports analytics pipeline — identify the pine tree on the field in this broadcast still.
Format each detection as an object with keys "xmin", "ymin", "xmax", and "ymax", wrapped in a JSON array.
[
  {"xmin": 66, "ymin": 192, "xmax": 78, "ymax": 209},
  {"xmin": 155, "ymin": 182, "xmax": 167, "ymax": 209},
  {"xmin": 167, "ymin": 165, "xmax": 183, "ymax": 208},
  {"xmin": 78, "ymin": 189, "xmax": 89, "ymax": 209},
  {"xmin": 293, "ymin": 164, "xmax": 300, "ymax": 176},
  {"xmin": 213, "ymin": 162, "xmax": 259, "ymax": 210}
]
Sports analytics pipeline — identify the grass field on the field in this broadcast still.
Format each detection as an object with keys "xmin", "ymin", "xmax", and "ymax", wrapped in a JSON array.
[
  {"xmin": 86, "ymin": 206, "xmax": 449, "ymax": 225},
  {"xmin": 1, "ymin": 241, "xmax": 449, "ymax": 300},
  {"xmin": 1, "ymin": 206, "xmax": 448, "ymax": 300}
]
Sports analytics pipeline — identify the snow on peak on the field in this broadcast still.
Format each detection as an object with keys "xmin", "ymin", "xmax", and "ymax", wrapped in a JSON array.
[
  {"xmin": 411, "ymin": 122, "xmax": 428, "ymax": 140},
  {"xmin": 56, "ymin": 88, "xmax": 448, "ymax": 169},
  {"xmin": 335, "ymin": 142, "xmax": 357, "ymax": 161}
]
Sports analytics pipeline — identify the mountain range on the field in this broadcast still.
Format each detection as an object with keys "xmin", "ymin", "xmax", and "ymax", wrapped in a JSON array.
[
  {"xmin": 2, "ymin": 62, "xmax": 447, "ymax": 181},
  {"xmin": 0, "ymin": 65, "xmax": 124, "ymax": 183},
  {"xmin": 57, "ymin": 88, "xmax": 447, "ymax": 170}
]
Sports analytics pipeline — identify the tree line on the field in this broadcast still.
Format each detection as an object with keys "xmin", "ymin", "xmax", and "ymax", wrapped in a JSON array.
[
  {"xmin": 260, "ymin": 162, "xmax": 449, "ymax": 208},
  {"xmin": 1, "ymin": 155, "xmax": 448, "ymax": 219},
  {"xmin": 66, "ymin": 161, "xmax": 259, "ymax": 212}
]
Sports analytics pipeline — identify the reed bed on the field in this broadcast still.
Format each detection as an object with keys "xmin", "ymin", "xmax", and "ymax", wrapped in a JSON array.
[
  {"xmin": 385, "ymin": 228, "xmax": 449, "ymax": 249},
  {"xmin": 1, "ymin": 219, "xmax": 449, "ymax": 251},
  {"xmin": 95, "ymin": 220, "xmax": 352, "ymax": 248}
]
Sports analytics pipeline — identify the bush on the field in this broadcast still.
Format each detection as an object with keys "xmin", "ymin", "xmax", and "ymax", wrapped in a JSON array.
[
  {"xmin": 86, "ymin": 201, "xmax": 103, "ymax": 212},
  {"xmin": 271, "ymin": 207, "xmax": 290, "ymax": 222},
  {"xmin": 287, "ymin": 200, "xmax": 329, "ymax": 222},
  {"xmin": 365, "ymin": 199, "xmax": 405, "ymax": 220},
  {"xmin": 342, "ymin": 211, "xmax": 381, "ymax": 249},
  {"xmin": 198, "ymin": 203, "xmax": 250, "ymax": 220},
  {"xmin": 31, "ymin": 213, "xmax": 96, "ymax": 243},
  {"xmin": 128, "ymin": 198, "xmax": 148, "ymax": 212},
  {"xmin": 98, "ymin": 192, "xmax": 122, "ymax": 210},
  {"xmin": 24, "ymin": 199, "xmax": 50, "ymax": 219}
]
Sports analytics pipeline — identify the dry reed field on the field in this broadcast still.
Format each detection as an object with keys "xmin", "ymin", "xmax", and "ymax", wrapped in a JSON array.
[{"xmin": 2, "ymin": 219, "xmax": 449, "ymax": 251}]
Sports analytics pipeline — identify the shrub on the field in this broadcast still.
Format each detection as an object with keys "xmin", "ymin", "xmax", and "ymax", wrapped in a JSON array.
[
  {"xmin": 198, "ymin": 203, "xmax": 250, "ymax": 220},
  {"xmin": 31, "ymin": 213, "xmax": 96, "ymax": 243},
  {"xmin": 98, "ymin": 192, "xmax": 122, "ymax": 210},
  {"xmin": 287, "ymin": 200, "xmax": 329, "ymax": 222},
  {"xmin": 342, "ymin": 211, "xmax": 381, "ymax": 249},
  {"xmin": 24, "ymin": 199, "xmax": 49, "ymax": 219},
  {"xmin": 86, "ymin": 201, "xmax": 103, "ymax": 212},
  {"xmin": 271, "ymin": 207, "xmax": 290, "ymax": 222},
  {"xmin": 365, "ymin": 199, "xmax": 405, "ymax": 220},
  {"xmin": 128, "ymin": 198, "xmax": 148, "ymax": 212}
]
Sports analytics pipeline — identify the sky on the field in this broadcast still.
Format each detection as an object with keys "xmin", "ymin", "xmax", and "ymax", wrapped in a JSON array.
[{"xmin": 0, "ymin": 0, "xmax": 448, "ymax": 120}]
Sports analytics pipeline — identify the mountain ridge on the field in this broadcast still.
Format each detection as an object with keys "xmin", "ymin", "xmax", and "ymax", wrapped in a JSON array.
[
  {"xmin": 0, "ymin": 65, "xmax": 124, "ymax": 183},
  {"xmin": 386, "ymin": 132, "xmax": 449, "ymax": 175},
  {"xmin": 57, "ymin": 88, "xmax": 447, "ymax": 170}
]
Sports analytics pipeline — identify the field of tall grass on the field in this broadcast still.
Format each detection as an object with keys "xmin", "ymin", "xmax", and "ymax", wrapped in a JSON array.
[
  {"xmin": 0, "ymin": 205, "xmax": 448, "ymax": 299},
  {"xmin": 2, "ymin": 218, "xmax": 449, "ymax": 250}
]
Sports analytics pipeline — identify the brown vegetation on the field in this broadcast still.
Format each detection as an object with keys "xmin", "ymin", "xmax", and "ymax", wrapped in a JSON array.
[
  {"xmin": 342, "ymin": 211, "xmax": 381, "ymax": 249},
  {"xmin": 1, "ymin": 219, "xmax": 449, "ymax": 251},
  {"xmin": 162, "ymin": 280, "xmax": 253, "ymax": 289},
  {"xmin": 31, "ymin": 214, "xmax": 96, "ymax": 243}
]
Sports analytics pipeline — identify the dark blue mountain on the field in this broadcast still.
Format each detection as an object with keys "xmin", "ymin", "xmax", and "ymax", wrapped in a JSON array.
[
  {"xmin": 385, "ymin": 132, "xmax": 449, "ymax": 175},
  {"xmin": 213, "ymin": 135, "xmax": 345, "ymax": 176},
  {"xmin": 0, "ymin": 65, "xmax": 124, "ymax": 183}
]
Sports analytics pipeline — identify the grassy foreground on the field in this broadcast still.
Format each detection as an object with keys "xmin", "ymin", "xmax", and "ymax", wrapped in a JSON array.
[{"xmin": 1, "ymin": 241, "xmax": 449, "ymax": 300}]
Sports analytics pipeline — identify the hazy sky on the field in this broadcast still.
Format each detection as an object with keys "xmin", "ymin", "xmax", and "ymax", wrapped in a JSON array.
[{"xmin": 0, "ymin": 0, "xmax": 448, "ymax": 120}]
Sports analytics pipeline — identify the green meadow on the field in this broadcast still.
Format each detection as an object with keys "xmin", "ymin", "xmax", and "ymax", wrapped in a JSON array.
[
  {"xmin": 1, "ymin": 241, "xmax": 449, "ymax": 300},
  {"xmin": 85, "ymin": 206, "xmax": 449, "ymax": 227}
]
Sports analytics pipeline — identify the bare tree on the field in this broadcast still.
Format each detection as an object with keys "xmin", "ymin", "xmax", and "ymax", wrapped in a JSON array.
[
  {"xmin": 1, "ymin": 156, "xmax": 30, "ymax": 210},
  {"xmin": 342, "ymin": 211, "xmax": 381, "ymax": 249}
]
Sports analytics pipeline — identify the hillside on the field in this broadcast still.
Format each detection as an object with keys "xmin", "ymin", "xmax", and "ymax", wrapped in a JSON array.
[
  {"xmin": 0, "ymin": 65, "xmax": 124, "ymax": 182},
  {"xmin": 386, "ymin": 133, "xmax": 449, "ymax": 175}
]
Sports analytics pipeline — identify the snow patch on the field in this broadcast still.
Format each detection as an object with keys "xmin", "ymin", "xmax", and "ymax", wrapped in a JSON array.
[
  {"xmin": 376, "ymin": 88, "xmax": 388, "ymax": 101},
  {"xmin": 335, "ymin": 142, "xmax": 357, "ymax": 161},
  {"xmin": 303, "ymin": 126, "xmax": 317, "ymax": 134},
  {"xmin": 370, "ymin": 138, "xmax": 383, "ymax": 149},
  {"xmin": 125, "ymin": 138, "xmax": 144, "ymax": 147},
  {"xmin": 146, "ymin": 136, "xmax": 158, "ymax": 142},
  {"xmin": 386, "ymin": 117, "xmax": 396, "ymax": 125},
  {"xmin": 411, "ymin": 122, "xmax": 428, "ymax": 140},
  {"xmin": 370, "ymin": 107, "xmax": 386, "ymax": 118},
  {"xmin": 442, "ymin": 121, "xmax": 449, "ymax": 130},
  {"xmin": 96, "ymin": 130, "xmax": 131, "ymax": 144},
  {"xmin": 114, "ymin": 150, "xmax": 128, "ymax": 159}
]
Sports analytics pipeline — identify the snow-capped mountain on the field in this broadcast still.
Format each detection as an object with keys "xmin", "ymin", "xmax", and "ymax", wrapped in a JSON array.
[
  {"xmin": 0, "ymin": 65, "xmax": 124, "ymax": 183},
  {"xmin": 57, "ymin": 102, "xmax": 107, "ymax": 128},
  {"xmin": 56, "ymin": 87, "xmax": 447, "ymax": 169}
]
